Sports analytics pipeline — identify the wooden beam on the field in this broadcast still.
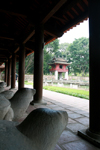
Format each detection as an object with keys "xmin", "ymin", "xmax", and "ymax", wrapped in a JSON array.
[
  {"xmin": 25, "ymin": 47, "xmax": 34, "ymax": 51},
  {"xmin": 0, "ymin": 36, "xmax": 14, "ymax": 41},
  {"xmin": 44, "ymin": 25, "xmax": 63, "ymax": 37},
  {"xmin": 62, "ymin": 0, "xmax": 81, "ymax": 14},
  {"xmin": 44, "ymin": 30, "xmax": 57, "ymax": 38},
  {"xmin": 23, "ymin": 30, "xmax": 35, "ymax": 44},
  {"xmin": 41, "ymin": 0, "xmax": 68, "ymax": 24},
  {"xmin": 25, "ymin": 41, "xmax": 35, "ymax": 51},
  {"xmin": 61, "ymin": 11, "xmax": 88, "ymax": 33},
  {"xmin": 14, "ymin": 47, "xmax": 19, "ymax": 53},
  {"xmin": 0, "ymin": 9, "xmax": 27, "ymax": 18},
  {"xmin": 52, "ymin": 16, "xmax": 67, "ymax": 23},
  {"xmin": 0, "ymin": 48, "xmax": 8, "ymax": 51}
]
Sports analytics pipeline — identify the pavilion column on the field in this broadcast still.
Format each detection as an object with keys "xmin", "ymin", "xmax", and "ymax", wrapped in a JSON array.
[
  {"xmin": 33, "ymin": 23, "xmax": 44, "ymax": 103},
  {"xmin": 11, "ymin": 53, "xmax": 16, "ymax": 88},
  {"xmin": 55, "ymin": 71, "xmax": 58, "ymax": 80},
  {"xmin": 18, "ymin": 44, "xmax": 25, "ymax": 90},
  {"xmin": 5, "ymin": 61, "xmax": 8, "ymax": 83},
  {"xmin": 65, "ymin": 71, "xmax": 68, "ymax": 80},
  {"xmin": 78, "ymin": 0, "xmax": 100, "ymax": 147},
  {"xmin": 7, "ymin": 58, "xmax": 11, "ymax": 86}
]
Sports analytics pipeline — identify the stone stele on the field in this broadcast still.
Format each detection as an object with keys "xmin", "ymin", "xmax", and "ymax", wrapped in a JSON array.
[{"xmin": 0, "ymin": 108, "xmax": 68, "ymax": 150}]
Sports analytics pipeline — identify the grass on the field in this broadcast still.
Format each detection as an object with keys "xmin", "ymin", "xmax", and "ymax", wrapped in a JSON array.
[
  {"xmin": 25, "ymin": 81, "xmax": 33, "ymax": 86},
  {"xmin": 24, "ymin": 81, "xmax": 89, "ymax": 100},
  {"xmin": 43, "ymin": 86, "xmax": 89, "ymax": 100}
]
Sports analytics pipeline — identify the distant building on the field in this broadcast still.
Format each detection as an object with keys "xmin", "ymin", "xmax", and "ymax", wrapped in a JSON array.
[{"xmin": 48, "ymin": 57, "xmax": 70, "ymax": 80}]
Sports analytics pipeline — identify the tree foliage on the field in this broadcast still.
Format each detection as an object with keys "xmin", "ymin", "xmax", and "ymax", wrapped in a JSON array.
[
  {"xmin": 67, "ymin": 37, "xmax": 89, "ymax": 76},
  {"xmin": 24, "ymin": 37, "xmax": 89, "ymax": 76},
  {"xmin": 43, "ymin": 39, "xmax": 59, "ymax": 74},
  {"xmin": 25, "ymin": 53, "xmax": 34, "ymax": 74}
]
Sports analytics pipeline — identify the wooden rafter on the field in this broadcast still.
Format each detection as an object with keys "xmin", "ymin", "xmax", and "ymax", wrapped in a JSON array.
[
  {"xmin": 41, "ymin": 0, "xmax": 68, "ymax": 24},
  {"xmin": 52, "ymin": 16, "xmax": 67, "ymax": 23},
  {"xmin": 23, "ymin": 30, "xmax": 35, "ymax": 44},
  {"xmin": 0, "ymin": 9, "xmax": 27, "ymax": 18},
  {"xmin": 44, "ymin": 24, "xmax": 63, "ymax": 38},
  {"xmin": 0, "ymin": 48, "xmax": 8, "ymax": 51},
  {"xmin": 0, "ymin": 36, "xmax": 14, "ymax": 41},
  {"xmin": 44, "ymin": 30, "xmax": 57, "ymax": 38}
]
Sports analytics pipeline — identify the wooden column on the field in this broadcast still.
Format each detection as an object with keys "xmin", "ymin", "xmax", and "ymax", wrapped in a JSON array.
[
  {"xmin": 11, "ymin": 53, "xmax": 16, "ymax": 88},
  {"xmin": 5, "ymin": 61, "xmax": 8, "ymax": 83},
  {"xmin": 78, "ymin": 0, "xmax": 100, "ymax": 147},
  {"xmin": 87, "ymin": 0, "xmax": 100, "ymax": 137},
  {"xmin": 33, "ymin": 23, "xmax": 44, "ymax": 103},
  {"xmin": 18, "ymin": 44, "xmax": 25, "ymax": 90},
  {"xmin": 7, "ymin": 58, "xmax": 11, "ymax": 86}
]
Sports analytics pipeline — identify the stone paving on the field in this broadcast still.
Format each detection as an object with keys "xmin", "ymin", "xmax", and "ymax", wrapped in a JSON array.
[{"xmin": 5, "ymin": 85, "xmax": 100, "ymax": 149}]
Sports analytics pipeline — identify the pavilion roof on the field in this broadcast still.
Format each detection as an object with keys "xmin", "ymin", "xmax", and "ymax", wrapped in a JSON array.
[
  {"xmin": 48, "ymin": 57, "xmax": 71, "ymax": 65},
  {"xmin": 0, "ymin": 0, "xmax": 88, "ymax": 65}
]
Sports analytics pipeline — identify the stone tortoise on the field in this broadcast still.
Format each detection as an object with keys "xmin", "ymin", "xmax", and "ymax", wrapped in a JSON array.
[
  {"xmin": 0, "ymin": 88, "xmax": 36, "ymax": 121},
  {"xmin": 0, "ymin": 108, "xmax": 68, "ymax": 150},
  {"xmin": 0, "ymin": 90, "xmax": 15, "ymax": 99}
]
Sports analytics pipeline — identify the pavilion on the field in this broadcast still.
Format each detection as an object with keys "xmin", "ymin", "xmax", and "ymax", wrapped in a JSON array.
[
  {"xmin": 0, "ymin": 0, "xmax": 100, "ymax": 148},
  {"xmin": 48, "ymin": 57, "xmax": 70, "ymax": 80}
]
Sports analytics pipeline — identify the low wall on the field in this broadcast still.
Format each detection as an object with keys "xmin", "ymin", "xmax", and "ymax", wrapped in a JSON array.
[
  {"xmin": 1, "ymin": 74, "xmax": 89, "ymax": 82},
  {"xmin": 68, "ymin": 76, "xmax": 89, "ymax": 81},
  {"xmin": 25, "ymin": 75, "xmax": 55, "ymax": 82},
  {"xmin": 25, "ymin": 75, "xmax": 89, "ymax": 82}
]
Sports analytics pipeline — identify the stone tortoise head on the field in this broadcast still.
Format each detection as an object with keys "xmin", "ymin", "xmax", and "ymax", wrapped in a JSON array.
[
  {"xmin": 0, "ymin": 82, "xmax": 7, "ymax": 87},
  {"xmin": 17, "ymin": 108, "xmax": 68, "ymax": 150},
  {"xmin": 0, "ymin": 108, "xmax": 68, "ymax": 150},
  {"xmin": 10, "ymin": 88, "xmax": 36, "ymax": 102}
]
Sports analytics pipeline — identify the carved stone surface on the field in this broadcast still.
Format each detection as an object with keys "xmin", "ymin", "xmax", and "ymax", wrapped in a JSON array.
[
  {"xmin": 0, "ymin": 88, "xmax": 36, "ymax": 121},
  {"xmin": 10, "ymin": 88, "xmax": 36, "ymax": 121},
  {"xmin": 4, "ymin": 107, "xmax": 14, "ymax": 121},
  {"xmin": 0, "ymin": 90, "xmax": 14, "ymax": 99},
  {"xmin": 0, "ymin": 82, "xmax": 6, "ymax": 87},
  {"xmin": 0, "ymin": 87, "xmax": 4, "ymax": 93},
  {"xmin": 0, "ymin": 108, "xmax": 68, "ymax": 150},
  {"xmin": 0, "ymin": 95, "xmax": 11, "ymax": 120}
]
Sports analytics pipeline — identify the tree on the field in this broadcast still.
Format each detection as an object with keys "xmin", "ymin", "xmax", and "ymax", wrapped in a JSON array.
[
  {"xmin": 43, "ymin": 39, "xmax": 59, "ymax": 74},
  {"xmin": 25, "ymin": 53, "xmax": 34, "ymax": 74},
  {"xmin": 55, "ymin": 43, "xmax": 69, "ymax": 58},
  {"xmin": 67, "ymin": 37, "xmax": 89, "ymax": 76}
]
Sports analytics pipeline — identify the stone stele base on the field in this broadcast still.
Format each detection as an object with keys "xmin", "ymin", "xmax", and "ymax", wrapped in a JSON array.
[{"xmin": 78, "ymin": 129, "xmax": 100, "ymax": 148}]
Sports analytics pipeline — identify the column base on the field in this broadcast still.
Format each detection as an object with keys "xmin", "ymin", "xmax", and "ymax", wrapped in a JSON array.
[
  {"xmin": 30, "ymin": 100, "xmax": 47, "ymax": 106},
  {"xmin": 78, "ymin": 129, "xmax": 100, "ymax": 148}
]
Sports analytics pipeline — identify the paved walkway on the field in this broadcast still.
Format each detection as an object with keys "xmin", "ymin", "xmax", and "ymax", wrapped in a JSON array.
[{"xmin": 10, "ymin": 84, "xmax": 99, "ymax": 149}]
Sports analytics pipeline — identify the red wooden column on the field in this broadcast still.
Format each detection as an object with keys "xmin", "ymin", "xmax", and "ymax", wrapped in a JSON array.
[
  {"xmin": 11, "ymin": 53, "xmax": 16, "ymax": 88},
  {"xmin": 18, "ymin": 44, "xmax": 25, "ymax": 90},
  {"xmin": 33, "ymin": 23, "xmax": 44, "ymax": 103},
  {"xmin": 78, "ymin": 0, "xmax": 100, "ymax": 147},
  {"xmin": 7, "ymin": 58, "xmax": 11, "ymax": 86},
  {"xmin": 5, "ymin": 61, "xmax": 8, "ymax": 83}
]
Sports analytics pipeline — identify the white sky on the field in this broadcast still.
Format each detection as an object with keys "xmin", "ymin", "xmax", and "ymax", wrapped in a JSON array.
[{"xmin": 58, "ymin": 19, "xmax": 89, "ymax": 44}]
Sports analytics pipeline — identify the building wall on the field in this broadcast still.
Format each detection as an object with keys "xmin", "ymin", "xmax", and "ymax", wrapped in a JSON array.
[{"xmin": 50, "ymin": 64, "xmax": 68, "ymax": 72}]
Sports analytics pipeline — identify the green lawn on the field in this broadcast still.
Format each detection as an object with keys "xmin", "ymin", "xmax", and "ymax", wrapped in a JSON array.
[
  {"xmin": 43, "ymin": 86, "xmax": 89, "ymax": 100},
  {"xmin": 25, "ymin": 81, "xmax": 89, "ymax": 100},
  {"xmin": 25, "ymin": 81, "xmax": 33, "ymax": 85}
]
